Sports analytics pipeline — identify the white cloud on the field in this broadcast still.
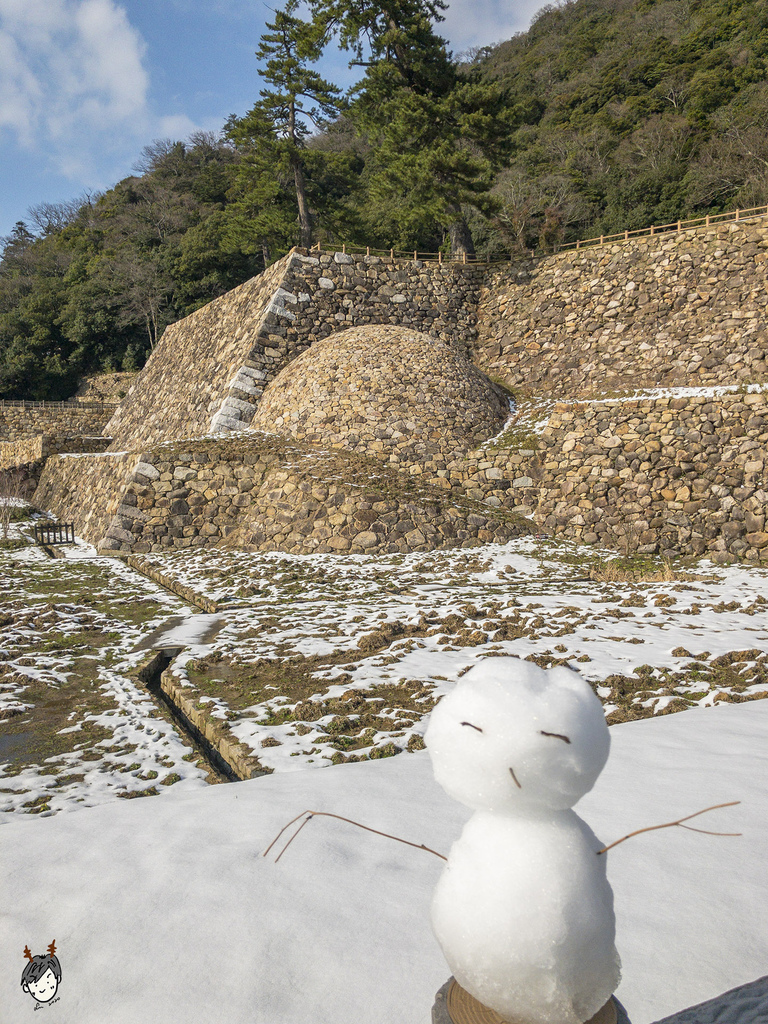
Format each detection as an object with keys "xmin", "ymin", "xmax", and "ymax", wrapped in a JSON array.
[
  {"xmin": 0, "ymin": 0, "xmax": 154, "ymax": 173},
  {"xmin": 158, "ymin": 113, "xmax": 201, "ymax": 140},
  {"xmin": 441, "ymin": 0, "xmax": 544, "ymax": 53}
]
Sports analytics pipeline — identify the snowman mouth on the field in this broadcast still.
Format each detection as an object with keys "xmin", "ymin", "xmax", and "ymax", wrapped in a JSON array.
[
  {"xmin": 539, "ymin": 730, "xmax": 571, "ymax": 744},
  {"xmin": 508, "ymin": 766, "xmax": 522, "ymax": 789}
]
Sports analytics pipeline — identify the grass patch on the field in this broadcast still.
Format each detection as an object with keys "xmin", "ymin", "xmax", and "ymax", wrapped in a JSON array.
[
  {"xmin": 485, "ymin": 427, "xmax": 540, "ymax": 453},
  {"xmin": 600, "ymin": 652, "xmax": 768, "ymax": 724}
]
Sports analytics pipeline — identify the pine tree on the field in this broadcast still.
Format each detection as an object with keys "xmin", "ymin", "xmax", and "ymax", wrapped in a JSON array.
[
  {"xmin": 227, "ymin": 0, "xmax": 343, "ymax": 249},
  {"xmin": 310, "ymin": 0, "xmax": 508, "ymax": 255}
]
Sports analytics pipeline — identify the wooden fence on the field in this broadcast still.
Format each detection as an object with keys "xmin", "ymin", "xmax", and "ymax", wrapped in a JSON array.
[
  {"xmin": 0, "ymin": 399, "xmax": 116, "ymax": 411},
  {"xmin": 308, "ymin": 240, "xmax": 492, "ymax": 264},
  {"xmin": 309, "ymin": 203, "xmax": 768, "ymax": 265},
  {"xmin": 558, "ymin": 203, "xmax": 768, "ymax": 253},
  {"xmin": 34, "ymin": 522, "xmax": 75, "ymax": 545}
]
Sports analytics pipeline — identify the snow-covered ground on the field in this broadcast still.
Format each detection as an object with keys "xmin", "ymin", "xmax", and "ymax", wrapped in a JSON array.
[
  {"xmin": 0, "ymin": 542, "xmax": 211, "ymax": 815},
  {"xmin": 3, "ymin": 535, "xmax": 768, "ymax": 813},
  {"xmin": 0, "ymin": 699, "xmax": 765, "ymax": 1024},
  {"xmin": 140, "ymin": 539, "xmax": 768, "ymax": 775},
  {"xmin": 1, "ymin": 527, "xmax": 767, "ymax": 1023}
]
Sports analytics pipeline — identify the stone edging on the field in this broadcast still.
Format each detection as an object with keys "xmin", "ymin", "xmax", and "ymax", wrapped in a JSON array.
[
  {"xmin": 159, "ymin": 669, "xmax": 264, "ymax": 780},
  {"xmin": 121, "ymin": 554, "xmax": 219, "ymax": 613}
]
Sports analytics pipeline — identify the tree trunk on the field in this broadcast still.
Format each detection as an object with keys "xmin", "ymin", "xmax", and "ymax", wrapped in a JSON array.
[
  {"xmin": 448, "ymin": 214, "xmax": 475, "ymax": 258},
  {"xmin": 293, "ymin": 156, "xmax": 313, "ymax": 249}
]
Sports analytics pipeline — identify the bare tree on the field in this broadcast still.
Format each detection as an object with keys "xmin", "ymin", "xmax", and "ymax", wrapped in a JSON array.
[
  {"xmin": 132, "ymin": 138, "xmax": 183, "ymax": 175},
  {"xmin": 619, "ymin": 115, "xmax": 691, "ymax": 173},
  {"xmin": 0, "ymin": 469, "xmax": 27, "ymax": 542},
  {"xmin": 27, "ymin": 196, "xmax": 87, "ymax": 236},
  {"xmin": 686, "ymin": 85, "xmax": 768, "ymax": 208}
]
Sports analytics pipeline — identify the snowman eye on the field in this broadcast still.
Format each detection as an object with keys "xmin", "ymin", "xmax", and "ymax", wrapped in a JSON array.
[
  {"xmin": 460, "ymin": 721, "xmax": 483, "ymax": 733},
  {"xmin": 539, "ymin": 730, "xmax": 571, "ymax": 744}
]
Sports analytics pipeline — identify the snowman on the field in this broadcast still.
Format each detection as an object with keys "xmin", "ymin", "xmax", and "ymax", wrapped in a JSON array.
[{"xmin": 424, "ymin": 657, "xmax": 621, "ymax": 1024}]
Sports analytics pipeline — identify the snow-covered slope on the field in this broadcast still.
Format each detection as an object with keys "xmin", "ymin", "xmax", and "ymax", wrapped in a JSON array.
[{"xmin": 1, "ymin": 699, "xmax": 765, "ymax": 1024}]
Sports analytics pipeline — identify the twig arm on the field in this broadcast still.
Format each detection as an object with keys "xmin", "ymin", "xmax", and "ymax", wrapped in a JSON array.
[
  {"xmin": 264, "ymin": 809, "xmax": 447, "ymax": 862},
  {"xmin": 262, "ymin": 809, "xmax": 314, "ymax": 859},
  {"xmin": 597, "ymin": 801, "xmax": 741, "ymax": 855}
]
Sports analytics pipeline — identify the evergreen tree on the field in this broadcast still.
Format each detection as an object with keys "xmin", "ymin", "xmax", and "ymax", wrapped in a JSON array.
[
  {"xmin": 226, "ymin": 0, "xmax": 343, "ymax": 250},
  {"xmin": 310, "ymin": 0, "xmax": 449, "ymax": 86},
  {"xmin": 310, "ymin": 0, "xmax": 508, "ymax": 255}
]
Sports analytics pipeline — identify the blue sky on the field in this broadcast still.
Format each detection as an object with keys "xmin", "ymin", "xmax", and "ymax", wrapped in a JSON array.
[{"xmin": 0, "ymin": 0, "xmax": 541, "ymax": 240}]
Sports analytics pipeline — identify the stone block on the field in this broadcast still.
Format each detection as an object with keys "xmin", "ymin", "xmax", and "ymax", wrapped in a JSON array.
[
  {"xmin": 210, "ymin": 413, "xmax": 246, "ymax": 432},
  {"xmin": 355, "ymin": 531, "xmax": 379, "ymax": 548},
  {"xmin": 221, "ymin": 396, "xmax": 255, "ymax": 415},
  {"xmin": 116, "ymin": 503, "xmax": 147, "ymax": 521}
]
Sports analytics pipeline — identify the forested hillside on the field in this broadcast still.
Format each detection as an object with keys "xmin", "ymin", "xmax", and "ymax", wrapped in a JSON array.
[
  {"xmin": 470, "ymin": 0, "xmax": 768, "ymax": 251},
  {"xmin": 2, "ymin": 0, "xmax": 767, "ymax": 400}
]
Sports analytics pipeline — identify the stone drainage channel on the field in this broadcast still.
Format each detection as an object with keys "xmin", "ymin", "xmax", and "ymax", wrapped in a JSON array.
[
  {"xmin": 30, "ymin": 540, "xmax": 266, "ymax": 784},
  {"xmin": 124, "ymin": 555, "xmax": 268, "ymax": 783},
  {"xmin": 132, "ymin": 615, "xmax": 266, "ymax": 785}
]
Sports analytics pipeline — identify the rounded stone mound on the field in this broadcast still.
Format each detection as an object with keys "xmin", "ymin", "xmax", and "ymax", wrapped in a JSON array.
[{"xmin": 251, "ymin": 325, "xmax": 510, "ymax": 462}]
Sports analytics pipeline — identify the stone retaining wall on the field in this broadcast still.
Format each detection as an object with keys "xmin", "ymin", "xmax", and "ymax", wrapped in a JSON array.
[
  {"xmin": 412, "ymin": 389, "xmax": 768, "ymax": 563},
  {"xmin": 0, "ymin": 402, "xmax": 115, "ymax": 442},
  {"xmin": 0, "ymin": 435, "xmax": 112, "ymax": 471},
  {"xmin": 475, "ymin": 219, "xmax": 768, "ymax": 397},
  {"xmin": 33, "ymin": 451, "xmax": 137, "ymax": 543},
  {"xmin": 104, "ymin": 258, "xmax": 289, "ymax": 451},
  {"xmin": 31, "ymin": 221, "xmax": 768, "ymax": 563},
  {"xmin": 38, "ymin": 391, "xmax": 768, "ymax": 562},
  {"xmin": 33, "ymin": 434, "xmax": 531, "ymax": 555},
  {"xmin": 105, "ymin": 248, "xmax": 485, "ymax": 451}
]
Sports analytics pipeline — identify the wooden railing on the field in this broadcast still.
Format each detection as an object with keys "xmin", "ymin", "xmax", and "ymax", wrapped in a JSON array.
[
  {"xmin": 309, "ymin": 203, "xmax": 768, "ymax": 265},
  {"xmin": 557, "ymin": 203, "xmax": 768, "ymax": 254},
  {"xmin": 0, "ymin": 399, "xmax": 117, "ymax": 411},
  {"xmin": 307, "ymin": 241, "xmax": 492, "ymax": 264},
  {"xmin": 34, "ymin": 521, "xmax": 75, "ymax": 545}
]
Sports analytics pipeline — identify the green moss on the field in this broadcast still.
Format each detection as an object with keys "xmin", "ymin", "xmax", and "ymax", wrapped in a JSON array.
[{"xmin": 485, "ymin": 427, "xmax": 540, "ymax": 453}]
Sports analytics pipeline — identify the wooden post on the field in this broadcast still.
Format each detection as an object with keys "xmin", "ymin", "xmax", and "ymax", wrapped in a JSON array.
[
  {"xmin": 677, "ymin": 220, "xmax": 681, "ymax": 232},
  {"xmin": 600, "ymin": 235, "xmax": 604, "ymax": 244},
  {"xmin": 390, "ymin": 249, "xmax": 394, "ymax": 260},
  {"xmin": 366, "ymin": 246, "xmax": 370, "ymax": 256},
  {"xmin": 438, "ymin": 251, "xmax": 442, "ymax": 264},
  {"xmin": 650, "ymin": 225, "xmax": 654, "ymax": 235},
  {"xmin": 576, "ymin": 239, "xmax": 580, "ymax": 250},
  {"xmin": 342, "ymin": 243, "xmax": 346, "ymax": 253},
  {"xmin": 736, "ymin": 209, "xmax": 740, "ymax": 221},
  {"xmin": 625, "ymin": 230, "xmax": 629, "ymax": 240},
  {"xmin": 706, "ymin": 215, "xmax": 710, "ymax": 226},
  {"xmin": 414, "ymin": 251, "xmax": 417, "ymax": 260},
  {"xmin": 462, "ymin": 252, "xmax": 466, "ymax": 264}
]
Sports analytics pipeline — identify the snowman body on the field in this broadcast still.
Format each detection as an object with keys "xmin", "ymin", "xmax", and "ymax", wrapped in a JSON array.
[{"xmin": 425, "ymin": 659, "xmax": 621, "ymax": 1024}]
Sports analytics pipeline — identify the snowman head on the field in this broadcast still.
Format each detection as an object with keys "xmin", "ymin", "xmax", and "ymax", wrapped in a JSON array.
[{"xmin": 425, "ymin": 658, "xmax": 609, "ymax": 813}]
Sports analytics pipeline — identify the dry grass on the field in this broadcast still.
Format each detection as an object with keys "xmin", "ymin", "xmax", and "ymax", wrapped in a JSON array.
[{"xmin": 588, "ymin": 558, "xmax": 677, "ymax": 583}]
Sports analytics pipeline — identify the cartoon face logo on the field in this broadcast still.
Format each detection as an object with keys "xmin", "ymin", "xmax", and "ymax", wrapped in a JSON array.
[{"xmin": 21, "ymin": 941, "xmax": 61, "ymax": 1004}]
